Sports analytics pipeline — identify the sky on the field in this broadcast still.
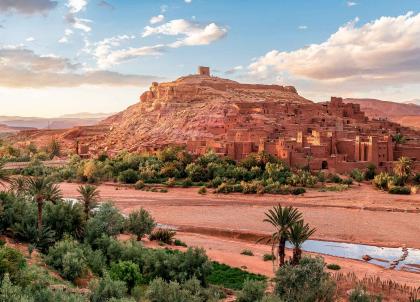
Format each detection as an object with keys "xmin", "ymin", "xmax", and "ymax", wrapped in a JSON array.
[{"xmin": 1, "ymin": 0, "xmax": 420, "ymax": 117}]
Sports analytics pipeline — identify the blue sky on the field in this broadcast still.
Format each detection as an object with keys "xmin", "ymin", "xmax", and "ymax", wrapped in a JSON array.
[{"xmin": 1, "ymin": 0, "xmax": 420, "ymax": 117}]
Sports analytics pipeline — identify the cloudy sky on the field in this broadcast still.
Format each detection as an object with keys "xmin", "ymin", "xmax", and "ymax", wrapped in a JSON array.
[{"xmin": 1, "ymin": 0, "xmax": 420, "ymax": 117}]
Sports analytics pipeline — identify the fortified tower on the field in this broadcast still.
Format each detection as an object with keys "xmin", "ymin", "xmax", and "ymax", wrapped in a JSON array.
[{"xmin": 198, "ymin": 66, "xmax": 210, "ymax": 76}]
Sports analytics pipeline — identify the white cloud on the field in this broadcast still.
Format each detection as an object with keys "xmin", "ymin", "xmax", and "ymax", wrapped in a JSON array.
[
  {"xmin": 160, "ymin": 5, "xmax": 168, "ymax": 13},
  {"xmin": 59, "ymin": 28, "xmax": 74, "ymax": 43},
  {"xmin": 185, "ymin": 0, "xmax": 192, "ymax": 3},
  {"xmin": 26, "ymin": 37, "xmax": 35, "ymax": 42},
  {"xmin": 67, "ymin": 0, "xmax": 87, "ymax": 13},
  {"xmin": 347, "ymin": 1, "xmax": 357, "ymax": 7},
  {"xmin": 225, "ymin": 65, "xmax": 243, "ymax": 75},
  {"xmin": 298, "ymin": 25, "xmax": 308, "ymax": 30},
  {"xmin": 143, "ymin": 19, "xmax": 227, "ymax": 48},
  {"xmin": 249, "ymin": 12, "xmax": 420, "ymax": 91},
  {"xmin": 0, "ymin": 46, "xmax": 161, "ymax": 88},
  {"xmin": 0, "ymin": 0, "xmax": 57, "ymax": 15},
  {"xmin": 64, "ymin": 0, "xmax": 92, "ymax": 33},
  {"xmin": 150, "ymin": 14, "xmax": 165, "ymax": 25}
]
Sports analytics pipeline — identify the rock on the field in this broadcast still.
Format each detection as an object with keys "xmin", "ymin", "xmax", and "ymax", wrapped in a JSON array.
[{"xmin": 362, "ymin": 255, "xmax": 372, "ymax": 261}]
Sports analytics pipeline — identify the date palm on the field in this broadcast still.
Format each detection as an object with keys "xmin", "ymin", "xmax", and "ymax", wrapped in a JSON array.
[
  {"xmin": 9, "ymin": 176, "xmax": 27, "ymax": 195},
  {"xmin": 260, "ymin": 205, "xmax": 303, "ymax": 266},
  {"xmin": 25, "ymin": 177, "xmax": 62, "ymax": 230},
  {"xmin": 394, "ymin": 156, "xmax": 413, "ymax": 182},
  {"xmin": 289, "ymin": 220, "xmax": 316, "ymax": 265},
  {"xmin": 77, "ymin": 184, "xmax": 100, "ymax": 220}
]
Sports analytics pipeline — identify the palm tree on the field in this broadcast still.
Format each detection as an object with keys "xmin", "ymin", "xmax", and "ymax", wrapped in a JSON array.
[
  {"xmin": 392, "ymin": 133, "xmax": 406, "ymax": 149},
  {"xmin": 25, "ymin": 177, "xmax": 62, "ymax": 230},
  {"xmin": 0, "ymin": 161, "xmax": 10, "ymax": 187},
  {"xmin": 9, "ymin": 176, "xmax": 27, "ymax": 195},
  {"xmin": 288, "ymin": 220, "xmax": 316, "ymax": 265},
  {"xmin": 260, "ymin": 205, "xmax": 303, "ymax": 266},
  {"xmin": 394, "ymin": 156, "xmax": 413, "ymax": 182},
  {"xmin": 77, "ymin": 184, "xmax": 100, "ymax": 220}
]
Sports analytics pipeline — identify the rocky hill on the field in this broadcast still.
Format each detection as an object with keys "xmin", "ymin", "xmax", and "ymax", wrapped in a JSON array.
[
  {"xmin": 343, "ymin": 98, "xmax": 420, "ymax": 129},
  {"xmin": 100, "ymin": 74, "xmax": 311, "ymax": 152}
]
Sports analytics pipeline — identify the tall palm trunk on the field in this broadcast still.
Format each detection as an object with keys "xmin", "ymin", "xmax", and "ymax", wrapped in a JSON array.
[
  {"xmin": 292, "ymin": 247, "xmax": 302, "ymax": 265},
  {"xmin": 37, "ymin": 200, "xmax": 43, "ymax": 231},
  {"xmin": 84, "ymin": 203, "xmax": 89, "ymax": 221},
  {"xmin": 279, "ymin": 236, "xmax": 286, "ymax": 266}
]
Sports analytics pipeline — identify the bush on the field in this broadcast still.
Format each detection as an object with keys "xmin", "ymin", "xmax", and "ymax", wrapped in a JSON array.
[
  {"xmin": 349, "ymin": 286, "xmax": 383, "ymax": 302},
  {"xmin": 388, "ymin": 186, "xmax": 411, "ymax": 195},
  {"xmin": 327, "ymin": 174, "xmax": 342, "ymax": 183},
  {"xmin": 149, "ymin": 228, "xmax": 176, "ymax": 244},
  {"xmin": 413, "ymin": 173, "xmax": 420, "ymax": 185},
  {"xmin": 326, "ymin": 263, "xmax": 341, "ymax": 270},
  {"xmin": 45, "ymin": 237, "xmax": 87, "ymax": 281},
  {"xmin": 126, "ymin": 208, "xmax": 156, "ymax": 241},
  {"xmin": 134, "ymin": 180, "xmax": 145, "ymax": 190},
  {"xmin": 291, "ymin": 187, "xmax": 306, "ymax": 195},
  {"xmin": 319, "ymin": 184, "xmax": 349, "ymax": 192},
  {"xmin": 236, "ymin": 279, "xmax": 267, "ymax": 302},
  {"xmin": 174, "ymin": 239, "xmax": 187, "ymax": 247},
  {"xmin": 181, "ymin": 178, "xmax": 193, "ymax": 188},
  {"xmin": 198, "ymin": 187, "xmax": 207, "ymax": 195},
  {"xmin": 118, "ymin": 169, "xmax": 139, "ymax": 184},
  {"xmin": 262, "ymin": 254, "xmax": 275, "ymax": 262},
  {"xmin": 350, "ymin": 169, "xmax": 365, "ymax": 182},
  {"xmin": 342, "ymin": 178, "xmax": 353, "ymax": 185},
  {"xmin": 0, "ymin": 246, "xmax": 26, "ymax": 282},
  {"xmin": 89, "ymin": 273, "xmax": 128, "ymax": 302},
  {"xmin": 365, "ymin": 164, "xmax": 376, "ymax": 180},
  {"xmin": 240, "ymin": 249, "xmax": 254, "ymax": 256},
  {"xmin": 372, "ymin": 172, "xmax": 390, "ymax": 190},
  {"xmin": 0, "ymin": 274, "xmax": 33, "ymax": 302},
  {"xmin": 166, "ymin": 177, "xmax": 176, "ymax": 187},
  {"xmin": 109, "ymin": 261, "xmax": 142, "ymax": 291},
  {"xmin": 275, "ymin": 257, "xmax": 336, "ymax": 302},
  {"xmin": 85, "ymin": 202, "xmax": 125, "ymax": 245}
]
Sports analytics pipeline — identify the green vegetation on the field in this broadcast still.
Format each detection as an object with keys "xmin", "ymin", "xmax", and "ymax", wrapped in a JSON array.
[
  {"xmin": 126, "ymin": 208, "xmax": 156, "ymax": 241},
  {"xmin": 149, "ymin": 228, "xmax": 176, "ymax": 244},
  {"xmin": 326, "ymin": 263, "xmax": 341, "ymax": 270},
  {"xmin": 6, "ymin": 147, "xmax": 350, "ymax": 196},
  {"xmin": 207, "ymin": 262, "xmax": 266, "ymax": 290},
  {"xmin": 240, "ymin": 249, "xmax": 254, "ymax": 256},
  {"xmin": 262, "ymin": 253, "xmax": 275, "ymax": 261},
  {"xmin": 372, "ymin": 157, "xmax": 415, "ymax": 194}
]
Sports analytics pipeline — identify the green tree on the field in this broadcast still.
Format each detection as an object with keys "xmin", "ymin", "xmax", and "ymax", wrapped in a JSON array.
[
  {"xmin": 25, "ymin": 177, "xmax": 62, "ymax": 230},
  {"xmin": 47, "ymin": 139, "xmax": 61, "ymax": 159},
  {"xmin": 260, "ymin": 205, "xmax": 302, "ymax": 266},
  {"xmin": 288, "ymin": 220, "xmax": 316, "ymax": 265},
  {"xmin": 77, "ymin": 184, "xmax": 100, "ymax": 220},
  {"xmin": 126, "ymin": 208, "xmax": 156, "ymax": 241},
  {"xmin": 109, "ymin": 261, "xmax": 142, "ymax": 291}
]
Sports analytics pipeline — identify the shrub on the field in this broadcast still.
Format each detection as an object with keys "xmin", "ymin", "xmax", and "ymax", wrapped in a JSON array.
[
  {"xmin": 365, "ymin": 164, "xmax": 376, "ymax": 180},
  {"xmin": 181, "ymin": 178, "xmax": 193, "ymax": 188},
  {"xmin": 126, "ymin": 208, "xmax": 156, "ymax": 241},
  {"xmin": 326, "ymin": 263, "xmax": 341, "ymax": 270},
  {"xmin": 342, "ymin": 178, "xmax": 353, "ymax": 185},
  {"xmin": 0, "ymin": 246, "xmax": 26, "ymax": 282},
  {"xmin": 89, "ymin": 273, "xmax": 128, "ymax": 302},
  {"xmin": 350, "ymin": 169, "xmax": 365, "ymax": 182},
  {"xmin": 240, "ymin": 249, "xmax": 254, "ymax": 256},
  {"xmin": 134, "ymin": 180, "xmax": 145, "ymax": 190},
  {"xmin": 373, "ymin": 172, "xmax": 390, "ymax": 190},
  {"xmin": 413, "ymin": 173, "xmax": 420, "ymax": 185},
  {"xmin": 264, "ymin": 183, "xmax": 290, "ymax": 195},
  {"xmin": 0, "ymin": 274, "xmax": 33, "ymax": 302},
  {"xmin": 263, "ymin": 253, "xmax": 275, "ymax": 261},
  {"xmin": 349, "ymin": 286, "xmax": 383, "ymax": 302},
  {"xmin": 109, "ymin": 261, "xmax": 142, "ymax": 291},
  {"xmin": 291, "ymin": 187, "xmax": 306, "ymax": 195},
  {"xmin": 275, "ymin": 257, "xmax": 336, "ymax": 302},
  {"xmin": 236, "ymin": 279, "xmax": 267, "ymax": 302},
  {"xmin": 149, "ymin": 228, "xmax": 176, "ymax": 244},
  {"xmin": 174, "ymin": 239, "xmax": 187, "ymax": 247},
  {"xmin": 327, "ymin": 174, "xmax": 342, "ymax": 184},
  {"xmin": 166, "ymin": 177, "xmax": 176, "ymax": 187},
  {"xmin": 85, "ymin": 202, "xmax": 125, "ymax": 245},
  {"xmin": 388, "ymin": 186, "xmax": 411, "ymax": 195},
  {"xmin": 45, "ymin": 237, "xmax": 87, "ymax": 281},
  {"xmin": 118, "ymin": 169, "xmax": 139, "ymax": 184},
  {"xmin": 198, "ymin": 186, "xmax": 207, "ymax": 195},
  {"xmin": 319, "ymin": 184, "xmax": 349, "ymax": 192},
  {"xmin": 185, "ymin": 163, "xmax": 206, "ymax": 182}
]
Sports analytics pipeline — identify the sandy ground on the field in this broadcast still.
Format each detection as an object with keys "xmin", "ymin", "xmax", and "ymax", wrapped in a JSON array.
[{"xmin": 59, "ymin": 182, "xmax": 420, "ymax": 286}]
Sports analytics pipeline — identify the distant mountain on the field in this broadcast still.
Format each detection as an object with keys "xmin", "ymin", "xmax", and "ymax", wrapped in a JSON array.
[
  {"xmin": 0, "ymin": 123, "xmax": 36, "ymax": 134},
  {"xmin": 0, "ymin": 113, "xmax": 114, "ymax": 130},
  {"xmin": 343, "ymin": 98, "xmax": 420, "ymax": 129}
]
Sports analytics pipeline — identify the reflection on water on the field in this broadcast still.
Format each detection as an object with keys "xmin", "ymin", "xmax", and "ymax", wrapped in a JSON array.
[{"xmin": 286, "ymin": 240, "xmax": 420, "ymax": 273}]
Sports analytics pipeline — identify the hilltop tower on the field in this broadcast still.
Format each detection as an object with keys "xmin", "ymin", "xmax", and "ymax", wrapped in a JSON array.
[{"xmin": 198, "ymin": 66, "xmax": 210, "ymax": 76}]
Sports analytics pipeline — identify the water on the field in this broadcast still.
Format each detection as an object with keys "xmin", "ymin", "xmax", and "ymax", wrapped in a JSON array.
[{"xmin": 285, "ymin": 240, "xmax": 420, "ymax": 273}]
